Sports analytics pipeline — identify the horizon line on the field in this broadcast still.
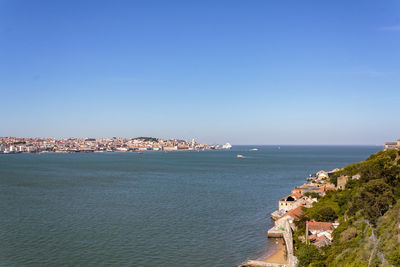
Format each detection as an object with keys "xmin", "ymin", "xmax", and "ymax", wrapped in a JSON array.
[{"xmin": 233, "ymin": 144, "xmax": 383, "ymax": 146}]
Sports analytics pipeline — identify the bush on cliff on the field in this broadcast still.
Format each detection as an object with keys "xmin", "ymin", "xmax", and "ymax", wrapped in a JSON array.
[
  {"xmin": 359, "ymin": 150, "xmax": 400, "ymax": 185},
  {"xmin": 304, "ymin": 196, "xmax": 339, "ymax": 222},
  {"xmin": 376, "ymin": 201, "xmax": 400, "ymax": 266},
  {"xmin": 339, "ymin": 227, "xmax": 357, "ymax": 243},
  {"xmin": 295, "ymin": 244, "xmax": 325, "ymax": 267},
  {"xmin": 388, "ymin": 250, "xmax": 400, "ymax": 266},
  {"xmin": 314, "ymin": 206, "xmax": 338, "ymax": 222},
  {"xmin": 353, "ymin": 179, "xmax": 395, "ymax": 224}
]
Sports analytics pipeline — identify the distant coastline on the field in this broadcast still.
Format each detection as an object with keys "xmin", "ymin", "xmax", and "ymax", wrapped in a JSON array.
[{"xmin": 0, "ymin": 137, "xmax": 232, "ymax": 154}]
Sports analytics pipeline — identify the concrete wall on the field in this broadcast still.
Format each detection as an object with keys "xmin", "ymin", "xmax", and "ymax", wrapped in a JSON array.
[{"xmin": 283, "ymin": 220, "xmax": 295, "ymax": 267}]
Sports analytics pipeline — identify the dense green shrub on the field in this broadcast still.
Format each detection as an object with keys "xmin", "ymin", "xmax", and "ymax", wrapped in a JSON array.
[
  {"xmin": 294, "ymin": 210, "xmax": 310, "ymax": 232},
  {"xmin": 295, "ymin": 244, "xmax": 325, "ymax": 267},
  {"xmin": 339, "ymin": 227, "xmax": 357, "ymax": 243},
  {"xmin": 356, "ymin": 179, "xmax": 394, "ymax": 224},
  {"xmin": 304, "ymin": 197, "xmax": 339, "ymax": 222},
  {"xmin": 314, "ymin": 206, "xmax": 338, "ymax": 222},
  {"xmin": 388, "ymin": 250, "xmax": 400, "ymax": 266}
]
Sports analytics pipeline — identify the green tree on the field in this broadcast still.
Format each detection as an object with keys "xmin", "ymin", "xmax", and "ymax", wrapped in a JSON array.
[
  {"xmin": 294, "ymin": 211, "xmax": 310, "ymax": 232},
  {"xmin": 357, "ymin": 179, "xmax": 394, "ymax": 224},
  {"xmin": 314, "ymin": 206, "xmax": 337, "ymax": 222},
  {"xmin": 296, "ymin": 244, "xmax": 325, "ymax": 267}
]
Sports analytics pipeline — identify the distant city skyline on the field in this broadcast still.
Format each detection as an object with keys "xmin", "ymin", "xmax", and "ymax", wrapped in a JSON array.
[{"xmin": 1, "ymin": 1, "xmax": 399, "ymax": 145}]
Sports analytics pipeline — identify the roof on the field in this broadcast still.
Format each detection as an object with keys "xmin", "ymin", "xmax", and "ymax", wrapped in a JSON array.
[
  {"xmin": 292, "ymin": 192, "xmax": 303, "ymax": 199},
  {"xmin": 324, "ymin": 185, "xmax": 336, "ymax": 191},
  {"xmin": 280, "ymin": 205, "xmax": 304, "ymax": 220},
  {"xmin": 385, "ymin": 142, "xmax": 397, "ymax": 145},
  {"xmin": 297, "ymin": 184, "xmax": 321, "ymax": 190},
  {"xmin": 313, "ymin": 235, "xmax": 331, "ymax": 247},
  {"xmin": 308, "ymin": 234, "xmax": 317, "ymax": 240},
  {"xmin": 307, "ymin": 221, "xmax": 334, "ymax": 232}
]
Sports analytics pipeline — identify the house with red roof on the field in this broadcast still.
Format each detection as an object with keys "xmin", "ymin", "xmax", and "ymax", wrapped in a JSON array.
[
  {"xmin": 306, "ymin": 221, "xmax": 336, "ymax": 247},
  {"xmin": 279, "ymin": 194, "xmax": 303, "ymax": 212},
  {"xmin": 276, "ymin": 205, "xmax": 304, "ymax": 229}
]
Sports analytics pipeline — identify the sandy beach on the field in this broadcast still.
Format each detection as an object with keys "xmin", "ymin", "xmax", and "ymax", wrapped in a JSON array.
[{"xmin": 259, "ymin": 238, "xmax": 287, "ymax": 264}]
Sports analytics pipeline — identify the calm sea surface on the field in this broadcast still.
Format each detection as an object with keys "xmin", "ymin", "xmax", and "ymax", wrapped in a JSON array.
[{"xmin": 0, "ymin": 146, "xmax": 380, "ymax": 266}]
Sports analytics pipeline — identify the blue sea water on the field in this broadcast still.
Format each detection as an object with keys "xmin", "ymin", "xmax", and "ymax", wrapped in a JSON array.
[{"xmin": 0, "ymin": 146, "xmax": 380, "ymax": 266}]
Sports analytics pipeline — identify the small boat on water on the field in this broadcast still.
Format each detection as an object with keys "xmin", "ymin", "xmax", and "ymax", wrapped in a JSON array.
[
  {"xmin": 237, "ymin": 154, "xmax": 244, "ymax": 158},
  {"xmin": 250, "ymin": 148, "xmax": 258, "ymax": 151}
]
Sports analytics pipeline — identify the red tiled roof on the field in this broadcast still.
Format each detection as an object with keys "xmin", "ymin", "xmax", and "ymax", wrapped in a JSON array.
[
  {"xmin": 292, "ymin": 192, "xmax": 303, "ymax": 199},
  {"xmin": 324, "ymin": 185, "xmax": 336, "ymax": 191},
  {"xmin": 292, "ymin": 188, "xmax": 302, "ymax": 193},
  {"xmin": 307, "ymin": 221, "xmax": 333, "ymax": 232},
  {"xmin": 308, "ymin": 234, "xmax": 319, "ymax": 243},
  {"xmin": 313, "ymin": 235, "xmax": 331, "ymax": 247},
  {"xmin": 280, "ymin": 205, "xmax": 304, "ymax": 220},
  {"xmin": 315, "ymin": 185, "xmax": 335, "ymax": 192},
  {"xmin": 316, "ymin": 235, "xmax": 328, "ymax": 241}
]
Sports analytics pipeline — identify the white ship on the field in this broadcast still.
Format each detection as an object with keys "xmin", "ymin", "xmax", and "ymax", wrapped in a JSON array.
[
  {"xmin": 222, "ymin": 142, "xmax": 232, "ymax": 149},
  {"xmin": 250, "ymin": 148, "xmax": 258, "ymax": 151}
]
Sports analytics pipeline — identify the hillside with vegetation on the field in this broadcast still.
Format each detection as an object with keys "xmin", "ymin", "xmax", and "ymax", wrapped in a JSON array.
[{"xmin": 293, "ymin": 149, "xmax": 400, "ymax": 267}]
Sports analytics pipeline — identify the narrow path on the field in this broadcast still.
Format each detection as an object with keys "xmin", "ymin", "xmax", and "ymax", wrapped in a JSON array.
[{"xmin": 366, "ymin": 220, "xmax": 392, "ymax": 267}]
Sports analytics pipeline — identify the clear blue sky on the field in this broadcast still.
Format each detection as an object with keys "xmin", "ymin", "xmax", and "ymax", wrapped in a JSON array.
[{"xmin": 1, "ymin": 0, "xmax": 399, "ymax": 145}]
